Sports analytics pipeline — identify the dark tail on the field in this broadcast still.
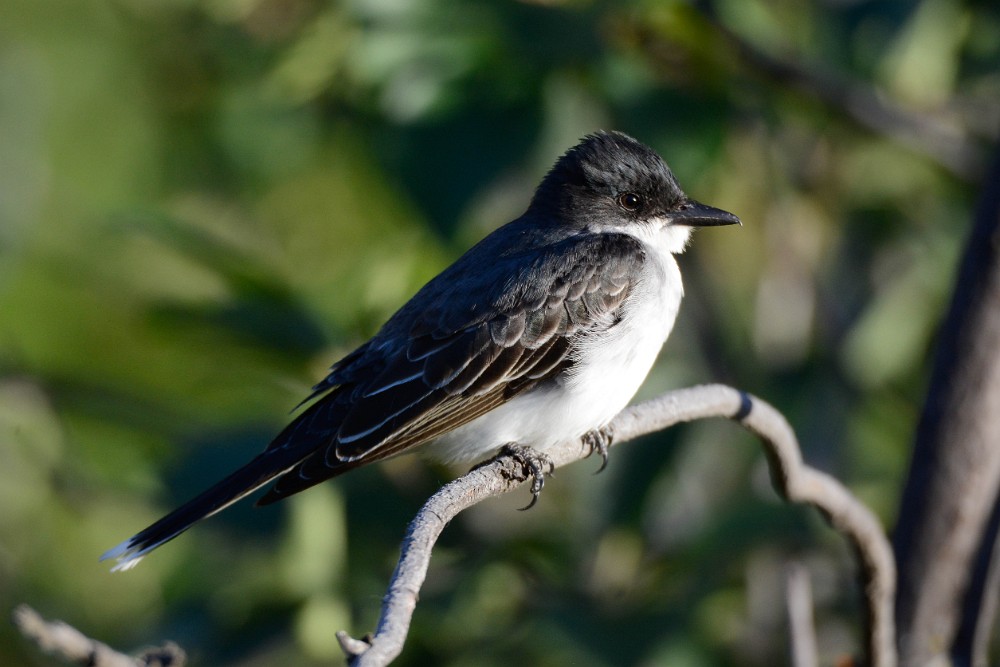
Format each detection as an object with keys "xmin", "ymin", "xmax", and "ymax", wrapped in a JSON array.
[
  {"xmin": 100, "ymin": 448, "xmax": 300, "ymax": 571},
  {"xmin": 101, "ymin": 391, "xmax": 367, "ymax": 570}
]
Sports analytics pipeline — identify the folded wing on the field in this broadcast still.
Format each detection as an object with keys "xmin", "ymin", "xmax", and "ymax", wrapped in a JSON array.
[{"xmin": 256, "ymin": 231, "xmax": 645, "ymax": 503}]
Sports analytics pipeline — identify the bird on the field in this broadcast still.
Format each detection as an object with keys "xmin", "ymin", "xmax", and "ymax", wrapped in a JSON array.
[{"xmin": 102, "ymin": 130, "xmax": 740, "ymax": 571}]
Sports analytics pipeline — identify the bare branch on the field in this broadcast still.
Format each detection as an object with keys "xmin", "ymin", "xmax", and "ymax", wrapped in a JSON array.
[
  {"xmin": 894, "ymin": 141, "xmax": 1000, "ymax": 666},
  {"xmin": 786, "ymin": 562, "xmax": 818, "ymax": 667},
  {"xmin": 339, "ymin": 384, "xmax": 897, "ymax": 667},
  {"xmin": 16, "ymin": 385, "xmax": 896, "ymax": 666},
  {"xmin": 12, "ymin": 604, "xmax": 185, "ymax": 667},
  {"xmin": 956, "ymin": 495, "xmax": 1000, "ymax": 666}
]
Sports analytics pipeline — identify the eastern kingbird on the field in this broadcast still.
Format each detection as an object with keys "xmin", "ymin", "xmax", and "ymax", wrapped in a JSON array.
[{"xmin": 103, "ymin": 131, "xmax": 739, "ymax": 571}]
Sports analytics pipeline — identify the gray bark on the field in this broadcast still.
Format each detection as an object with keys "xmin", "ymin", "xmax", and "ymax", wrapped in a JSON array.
[{"xmin": 893, "ymin": 146, "xmax": 1000, "ymax": 666}]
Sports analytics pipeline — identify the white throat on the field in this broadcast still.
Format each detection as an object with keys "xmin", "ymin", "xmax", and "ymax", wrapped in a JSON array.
[{"xmin": 645, "ymin": 219, "xmax": 693, "ymax": 255}]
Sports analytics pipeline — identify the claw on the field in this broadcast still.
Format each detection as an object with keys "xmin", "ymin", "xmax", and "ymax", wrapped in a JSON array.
[
  {"xmin": 582, "ymin": 428, "xmax": 613, "ymax": 473},
  {"xmin": 497, "ymin": 443, "xmax": 555, "ymax": 511}
]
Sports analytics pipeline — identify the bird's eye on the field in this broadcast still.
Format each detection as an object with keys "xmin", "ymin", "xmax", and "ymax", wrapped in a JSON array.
[{"xmin": 618, "ymin": 192, "xmax": 643, "ymax": 212}]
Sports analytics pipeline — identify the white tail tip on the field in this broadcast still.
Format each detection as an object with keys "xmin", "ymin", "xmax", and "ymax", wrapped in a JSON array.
[{"xmin": 100, "ymin": 539, "xmax": 147, "ymax": 572}]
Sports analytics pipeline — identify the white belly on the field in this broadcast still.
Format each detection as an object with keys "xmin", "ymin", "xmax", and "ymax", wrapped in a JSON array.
[{"xmin": 426, "ymin": 239, "xmax": 684, "ymax": 464}]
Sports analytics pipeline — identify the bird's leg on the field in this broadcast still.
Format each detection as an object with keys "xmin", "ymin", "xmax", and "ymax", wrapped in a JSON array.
[
  {"xmin": 488, "ymin": 443, "xmax": 555, "ymax": 511},
  {"xmin": 582, "ymin": 427, "xmax": 613, "ymax": 473}
]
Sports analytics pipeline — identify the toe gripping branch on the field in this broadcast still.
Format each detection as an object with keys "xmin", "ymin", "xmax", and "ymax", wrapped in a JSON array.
[
  {"xmin": 496, "ymin": 443, "xmax": 555, "ymax": 511},
  {"xmin": 582, "ymin": 427, "xmax": 613, "ymax": 473}
]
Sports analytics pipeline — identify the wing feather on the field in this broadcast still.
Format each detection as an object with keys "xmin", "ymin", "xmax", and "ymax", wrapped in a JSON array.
[
  {"xmin": 421, "ymin": 326, "xmax": 493, "ymax": 388},
  {"xmin": 489, "ymin": 311, "xmax": 527, "ymax": 347}
]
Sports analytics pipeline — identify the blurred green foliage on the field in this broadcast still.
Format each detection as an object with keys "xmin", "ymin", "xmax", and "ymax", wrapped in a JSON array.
[{"xmin": 1, "ymin": 0, "xmax": 997, "ymax": 664}]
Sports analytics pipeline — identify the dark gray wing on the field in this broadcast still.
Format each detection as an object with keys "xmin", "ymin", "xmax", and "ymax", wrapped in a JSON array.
[{"xmin": 255, "ymin": 231, "xmax": 646, "ymax": 504}]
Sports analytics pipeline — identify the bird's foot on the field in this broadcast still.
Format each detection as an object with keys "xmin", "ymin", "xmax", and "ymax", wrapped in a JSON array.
[
  {"xmin": 496, "ymin": 443, "xmax": 555, "ymax": 511},
  {"xmin": 582, "ymin": 427, "xmax": 613, "ymax": 473}
]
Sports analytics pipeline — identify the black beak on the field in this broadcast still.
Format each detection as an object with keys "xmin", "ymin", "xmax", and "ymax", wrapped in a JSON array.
[{"xmin": 667, "ymin": 200, "xmax": 741, "ymax": 227}]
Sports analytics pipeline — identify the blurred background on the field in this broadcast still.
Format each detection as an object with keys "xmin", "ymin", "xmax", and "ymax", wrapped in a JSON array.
[{"xmin": 1, "ymin": 0, "xmax": 997, "ymax": 665}]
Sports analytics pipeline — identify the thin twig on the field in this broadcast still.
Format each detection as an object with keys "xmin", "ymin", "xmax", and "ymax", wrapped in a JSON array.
[
  {"xmin": 787, "ymin": 562, "xmax": 819, "ymax": 667},
  {"xmin": 338, "ymin": 384, "xmax": 898, "ymax": 667},
  {"xmin": 12, "ymin": 604, "xmax": 185, "ymax": 667}
]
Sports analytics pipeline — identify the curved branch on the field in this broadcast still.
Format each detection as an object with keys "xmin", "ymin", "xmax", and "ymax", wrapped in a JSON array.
[{"xmin": 337, "ymin": 384, "xmax": 897, "ymax": 667}]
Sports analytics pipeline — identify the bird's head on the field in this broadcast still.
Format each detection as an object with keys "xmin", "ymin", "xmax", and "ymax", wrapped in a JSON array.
[{"xmin": 530, "ymin": 131, "xmax": 740, "ymax": 252}]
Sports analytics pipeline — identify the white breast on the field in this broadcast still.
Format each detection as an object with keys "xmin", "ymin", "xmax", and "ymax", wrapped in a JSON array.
[{"xmin": 426, "ymin": 224, "xmax": 688, "ymax": 464}]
